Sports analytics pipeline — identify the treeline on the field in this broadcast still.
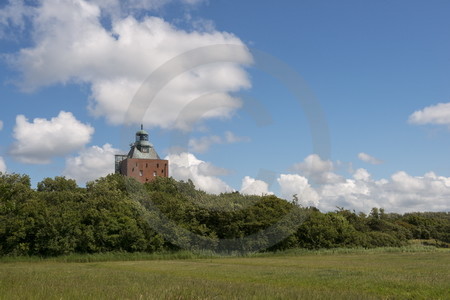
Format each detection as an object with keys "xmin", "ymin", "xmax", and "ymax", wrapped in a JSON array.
[{"xmin": 0, "ymin": 172, "xmax": 449, "ymax": 256}]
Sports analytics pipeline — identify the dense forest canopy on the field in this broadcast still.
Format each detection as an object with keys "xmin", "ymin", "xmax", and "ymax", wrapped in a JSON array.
[{"xmin": 0, "ymin": 172, "xmax": 449, "ymax": 256}]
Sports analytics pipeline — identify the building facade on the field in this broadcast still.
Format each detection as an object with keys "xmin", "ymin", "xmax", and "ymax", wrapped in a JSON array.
[{"xmin": 115, "ymin": 126, "xmax": 168, "ymax": 183}]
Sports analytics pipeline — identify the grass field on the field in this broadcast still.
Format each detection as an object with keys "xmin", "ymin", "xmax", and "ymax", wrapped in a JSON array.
[{"xmin": 0, "ymin": 248, "xmax": 449, "ymax": 299}]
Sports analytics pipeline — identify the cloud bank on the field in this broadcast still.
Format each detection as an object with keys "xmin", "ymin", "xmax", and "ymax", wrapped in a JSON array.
[
  {"xmin": 282, "ymin": 155, "xmax": 450, "ymax": 213},
  {"xmin": 161, "ymin": 153, "xmax": 450, "ymax": 213}
]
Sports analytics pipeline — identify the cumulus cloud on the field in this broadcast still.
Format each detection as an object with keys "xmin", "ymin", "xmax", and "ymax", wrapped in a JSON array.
[
  {"xmin": 277, "ymin": 174, "xmax": 319, "ymax": 207},
  {"xmin": 240, "ymin": 176, "xmax": 272, "ymax": 195},
  {"xmin": 10, "ymin": 111, "xmax": 94, "ymax": 164},
  {"xmin": 165, "ymin": 152, "xmax": 233, "ymax": 194},
  {"xmin": 291, "ymin": 154, "xmax": 342, "ymax": 184},
  {"xmin": 408, "ymin": 102, "xmax": 450, "ymax": 126},
  {"xmin": 8, "ymin": 0, "xmax": 252, "ymax": 130},
  {"xmin": 0, "ymin": 157, "xmax": 6, "ymax": 173},
  {"xmin": 278, "ymin": 159, "xmax": 450, "ymax": 213},
  {"xmin": 188, "ymin": 131, "xmax": 250, "ymax": 153},
  {"xmin": 63, "ymin": 143, "xmax": 120, "ymax": 184},
  {"xmin": 275, "ymin": 153, "xmax": 450, "ymax": 212},
  {"xmin": 317, "ymin": 168, "xmax": 375, "ymax": 212},
  {"xmin": 358, "ymin": 152, "xmax": 383, "ymax": 165}
]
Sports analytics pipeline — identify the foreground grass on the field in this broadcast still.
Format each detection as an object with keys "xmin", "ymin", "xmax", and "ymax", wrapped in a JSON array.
[{"xmin": 0, "ymin": 248, "xmax": 449, "ymax": 299}]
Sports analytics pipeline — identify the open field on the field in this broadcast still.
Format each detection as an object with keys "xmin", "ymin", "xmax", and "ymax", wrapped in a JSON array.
[{"xmin": 0, "ymin": 249, "xmax": 449, "ymax": 299}]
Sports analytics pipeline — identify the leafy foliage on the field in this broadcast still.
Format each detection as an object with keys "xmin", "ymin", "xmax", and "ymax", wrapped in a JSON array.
[{"xmin": 0, "ymin": 172, "xmax": 448, "ymax": 256}]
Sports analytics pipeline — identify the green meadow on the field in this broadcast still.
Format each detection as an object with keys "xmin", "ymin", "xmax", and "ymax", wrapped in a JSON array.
[{"xmin": 1, "ymin": 248, "xmax": 449, "ymax": 299}]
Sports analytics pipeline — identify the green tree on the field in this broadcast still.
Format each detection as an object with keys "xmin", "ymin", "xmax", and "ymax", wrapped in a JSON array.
[{"xmin": 37, "ymin": 176, "xmax": 78, "ymax": 192}]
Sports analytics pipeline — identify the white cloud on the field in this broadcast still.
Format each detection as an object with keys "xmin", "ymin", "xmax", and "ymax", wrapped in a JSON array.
[
  {"xmin": 390, "ymin": 171, "xmax": 426, "ymax": 192},
  {"xmin": 10, "ymin": 111, "xmax": 94, "ymax": 164},
  {"xmin": 188, "ymin": 131, "xmax": 249, "ymax": 153},
  {"xmin": 197, "ymin": 161, "xmax": 230, "ymax": 176},
  {"xmin": 8, "ymin": 0, "xmax": 252, "ymax": 130},
  {"xmin": 291, "ymin": 154, "xmax": 342, "ymax": 184},
  {"xmin": 318, "ymin": 169, "xmax": 374, "ymax": 212},
  {"xmin": 165, "ymin": 152, "xmax": 233, "ymax": 194},
  {"xmin": 188, "ymin": 135, "xmax": 222, "ymax": 153},
  {"xmin": 240, "ymin": 176, "xmax": 272, "ymax": 195},
  {"xmin": 376, "ymin": 171, "xmax": 450, "ymax": 212},
  {"xmin": 0, "ymin": 120, "xmax": 3, "ymax": 131},
  {"xmin": 63, "ymin": 144, "xmax": 120, "ymax": 184},
  {"xmin": 0, "ymin": 157, "xmax": 6, "ymax": 173},
  {"xmin": 167, "ymin": 151, "xmax": 450, "ymax": 212},
  {"xmin": 352, "ymin": 168, "xmax": 371, "ymax": 181},
  {"xmin": 188, "ymin": 15, "xmax": 215, "ymax": 33},
  {"xmin": 277, "ymin": 174, "xmax": 319, "ymax": 207},
  {"xmin": 277, "ymin": 153, "xmax": 450, "ymax": 213},
  {"xmin": 280, "ymin": 162, "xmax": 450, "ymax": 213},
  {"xmin": 0, "ymin": 0, "xmax": 34, "ymax": 37},
  {"xmin": 408, "ymin": 102, "xmax": 450, "ymax": 126},
  {"xmin": 358, "ymin": 152, "xmax": 383, "ymax": 165}
]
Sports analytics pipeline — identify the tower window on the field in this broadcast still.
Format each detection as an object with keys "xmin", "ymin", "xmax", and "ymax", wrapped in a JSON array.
[
  {"xmin": 139, "ymin": 170, "xmax": 143, "ymax": 176},
  {"xmin": 153, "ymin": 171, "xmax": 157, "ymax": 177},
  {"xmin": 157, "ymin": 163, "xmax": 159, "ymax": 168}
]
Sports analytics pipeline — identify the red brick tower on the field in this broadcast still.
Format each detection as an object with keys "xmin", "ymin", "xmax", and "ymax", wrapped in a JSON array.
[{"xmin": 115, "ymin": 125, "xmax": 168, "ymax": 183}]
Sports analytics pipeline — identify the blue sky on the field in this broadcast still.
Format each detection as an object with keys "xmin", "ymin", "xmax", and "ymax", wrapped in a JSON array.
[{"xmin": 1, "ymin": 0, "xmax": 450, "ymax": 213}]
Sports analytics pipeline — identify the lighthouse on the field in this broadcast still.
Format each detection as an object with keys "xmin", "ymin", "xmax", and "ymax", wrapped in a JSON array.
[{"xmin": 115, "ymin": 125, "xmax": 169, "ymax": 183}]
